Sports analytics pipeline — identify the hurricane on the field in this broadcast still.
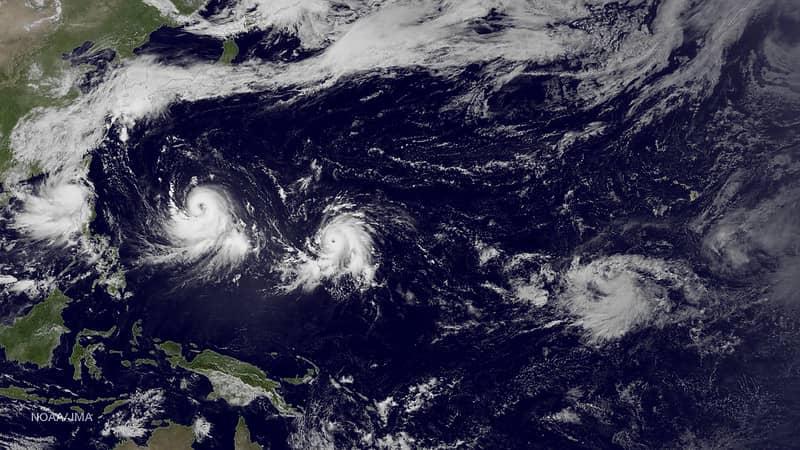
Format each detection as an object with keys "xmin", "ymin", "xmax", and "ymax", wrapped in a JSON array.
[
  {"xmin": 280, "ymin": 203, "xmax": 378, "ymax": 293},
  {"xmin": 145, "ymin": 184, "xmax": 252, "ymax": 276},
  {"xmin": 0, "ymin": 0, "xmax": 798, "ymax": 448}
]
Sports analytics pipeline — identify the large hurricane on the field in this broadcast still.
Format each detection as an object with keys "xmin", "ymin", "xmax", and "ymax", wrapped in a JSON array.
[{"xmin": 145, "ymin": 183, "xmax": 252, "ymax": 278}]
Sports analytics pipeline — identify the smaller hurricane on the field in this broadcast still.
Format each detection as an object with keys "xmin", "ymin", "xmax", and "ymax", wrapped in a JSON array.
[
  {"xmin": 146, "ymin": 184, "xmax": 251, "ymax": 277},
  {"xmin": 280, "ymin": 203, "xmax": 378, "ymax": 293}
]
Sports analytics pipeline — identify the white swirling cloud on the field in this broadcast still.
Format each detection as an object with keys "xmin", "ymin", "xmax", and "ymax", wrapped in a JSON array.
[
  {"xmin": 560, "ymin": 255, "xmax": 705, "ymax": 343},
  {"xmin": 12, "ymin": 180, "xmax": 92, "ymax": 246},
  {"xmin": 279, "ymin": 202, "xmax": 378, "ymax": 293},
  {"xmin": 145, "ymin": 184, "xmax": 252, "ymax": 277}
]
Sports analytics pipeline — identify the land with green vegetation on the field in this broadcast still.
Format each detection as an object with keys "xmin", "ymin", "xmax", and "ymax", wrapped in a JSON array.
[
  {"xmin": 283, "ymin": 367, "xmax": 317, "ymax": 385},
  {"xmin": 235, "ymin": 416, "xmax": 263, "ymax": 450},
  {"xmin": 69, "ymin": 326, "xmax": 116, "ymax": 380},
  {"xmin": 0, "ymin": 0, "xmax": 178, "ymax": 175},
  {"xmin": 219, "ymin": 39, "xmax": 240, "ymax": 65},
  {"xmin": 69, "ymin": 341, "xmax": 103, "ymax": 380},
  {"xmin": 0, "ymin": 288, "xmax": 70, "ymax": 368},
  {"xmin": 115, "ymin": 421, "xmax": 195, "ymax": 450},
  {"xmin": 131, "ymin": 319, "xmax": 144, "ymax": 349},
  {"xmin": 157, "ymin": 340, "xmax": 183, "ymax": 363},
  {"xmin": 283, "ymin": 356, "xmax": 320, "ymax": 385},
  {"xmin": 135, "ymin": 358, "xmax": 159, "ymax": 367},
  {"xmin": 157, "ymin": 341, "xmax": 296, "ymax": 415},
  {"xmin": 92, "ymin": 243, "xmax": 127, "ymax": 299},
  {"xmin": 0, "ymin": 384, "xmax": 118, "ymax": 409},
  {"xmin": 0, "ymin": 386, "xmax": 47, "ymax": 402},
  {"xmin": 102, "ymin": 398, "xmax": 130, "ymax": 415}
]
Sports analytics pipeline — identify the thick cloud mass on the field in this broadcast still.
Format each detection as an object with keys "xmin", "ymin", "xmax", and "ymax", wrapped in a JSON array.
[
  {"xmin": 1, "ymin": 0, "xmax": 798, "ymax": 449},
  {"xmin": 149, "ymin": 184, "xmax": 251, "ymax": 274},
  {"xmin": 280, "ymin": 203, "xmax": 378, "ymax": 293}
]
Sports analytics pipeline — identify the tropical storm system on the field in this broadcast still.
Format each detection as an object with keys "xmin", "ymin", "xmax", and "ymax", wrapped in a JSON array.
[{"xmin": 0, "ymin": 0, "xmax": 799, "ymax": 448}]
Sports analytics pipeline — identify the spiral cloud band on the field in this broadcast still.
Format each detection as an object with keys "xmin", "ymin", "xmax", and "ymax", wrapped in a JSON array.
[
  {"xmin": 280, "ymin": 204, "xmax": 378, "ymax": 293},
  {"xmin": 146, "ymin": 184, "xmax": 251, "ymax": 277}
]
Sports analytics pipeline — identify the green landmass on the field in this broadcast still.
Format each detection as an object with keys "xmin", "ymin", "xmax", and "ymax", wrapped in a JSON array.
[
  {"xmin": 115, "ymin": 421, "xmax": 195, "ymax": 450},
  {"xmin": 282, "ymin": 356, "xmax": 319, "ymax": 385},
  {"xmin": 235, "ymin": 416, "xmax": 263, "ymax": 450},
  {"xmin": 102, "ymin": 398, "xmax": 129, "ymax": 415},
  {"xmin": 0, "ymin": 386, "xmax": 44, "ymax": 402},
  {"xmin": 0, "ymin": 384, "xmax": 116, "ymax": 407},
  {"xmin": 185, "ymin": 350, "xmax": 282, "ymax": 394},
  {"xmin": 135, "ymin": 358, "xmax": 158, "ymax": 367},
  {"xmin": 92, "ymin": 243, "xmax": 127, "ymax": 299},
  {"xmin": 0, "ymin": 288, "xmax": 70, "ymax": 368},
  {"xmin": 219, "ymin": 39, "xmax": 239, "ymax": 65},
  {"xmin": 0, "ymin": 0, "xmax": 175, "ymax": 175},
  {"xmin": 69, "ymin": 341, "xmax": 102, "ymax": 380},
  {"xmin": 156, "ymin": 342, "xmax": 296, "ymax": 414},
  {"xmin": 157, "ymin": 340, "xmax": 183, "ymax": 368},
  {"xmin": 282, "ymin": 367, "xmax": 317, "ymax": 385},
  {"xmin": 158, "ymin": 340, "xmax": 182, "ymax": 356},
  {"xmin": 131, "ymin": 319, "xmax": 144, "ymax": 350},
  {"xmin": 69, "ymin": 326, "xmax": 116, "ymax": 380}
]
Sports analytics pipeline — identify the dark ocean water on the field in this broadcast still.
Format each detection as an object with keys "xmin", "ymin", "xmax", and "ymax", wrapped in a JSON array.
[{"xmin": 1, "ymin": 1, "xmax": 799, "ymax": 449}]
